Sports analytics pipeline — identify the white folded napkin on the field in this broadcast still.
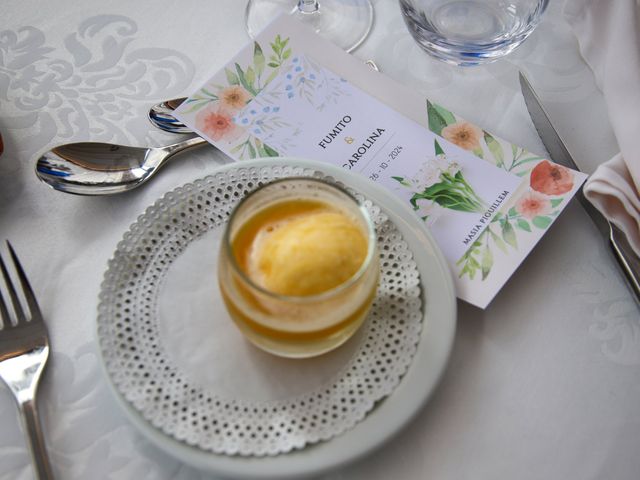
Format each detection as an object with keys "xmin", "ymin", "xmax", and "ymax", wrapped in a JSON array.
[{"xmin": 564, "ymin": 0, "xmax": 640, "ymax": 255}]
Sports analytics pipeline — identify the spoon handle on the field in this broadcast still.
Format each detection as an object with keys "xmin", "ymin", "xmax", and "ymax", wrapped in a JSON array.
[{"xmin": 162, "ymin": 135, "xmax": 209, "ymax": 158}]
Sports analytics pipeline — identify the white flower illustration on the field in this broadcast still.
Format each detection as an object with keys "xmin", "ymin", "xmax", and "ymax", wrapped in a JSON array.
[
  {"xmin": 393, "ymin": 143, "xmax": 487, "ymax": 215},
  {"xmin": 411, "ymin": 162, "xmax": 441, "ymax": 190}
]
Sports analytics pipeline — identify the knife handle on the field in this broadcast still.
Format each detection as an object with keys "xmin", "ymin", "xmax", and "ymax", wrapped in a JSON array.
[{"xmin": 609, "ymin": 223, "xmax": 640, "ymax": 304}]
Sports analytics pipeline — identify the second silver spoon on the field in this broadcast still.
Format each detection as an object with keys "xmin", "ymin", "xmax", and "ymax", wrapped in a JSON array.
[{"xmin": 148, "ymin": 98, "xmax": 192, "ymax": 134}]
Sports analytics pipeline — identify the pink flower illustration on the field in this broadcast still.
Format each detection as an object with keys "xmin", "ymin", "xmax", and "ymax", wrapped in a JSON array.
[
  {"xmin": 195, "ymin": 105, "xmax": 242, "ymax": 142},
  {"xmin": 530, "ymin": 160, "xmax": 574, "ymax": 195},
  {"xmin": 441, "ymin": 121, "xmax": 483, "ymax": 151},
  {"xmin": 219, "ymin": 85, "xmax": 251, "ymax": 111},
  {"xmin": 516, "ymin": 191, "xmax": 552, "ymax": 219}
]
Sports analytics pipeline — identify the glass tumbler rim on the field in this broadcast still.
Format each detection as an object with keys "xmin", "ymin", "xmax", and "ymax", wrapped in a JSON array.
[
  {"xmin": 222, "ymin": 176, "xmax": 378, "ymax": 304},
  {"xmin": 398, "ymin": 0, "xmax": 549, "ymax": 66}
]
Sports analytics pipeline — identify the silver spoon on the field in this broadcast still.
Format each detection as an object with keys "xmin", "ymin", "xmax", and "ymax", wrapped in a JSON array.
[
  {"xmin": 147, "ymin": 60, "xmax": 381, "ymax": 134},
  {"xmin": 35, "ymin": 136, "xmax": 206, "ymax": 195}
]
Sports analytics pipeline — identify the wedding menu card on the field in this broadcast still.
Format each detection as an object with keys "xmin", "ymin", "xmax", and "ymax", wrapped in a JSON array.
[{"xmin": 174, "ymin": 15, "xmax": 587, "ymax": 308}]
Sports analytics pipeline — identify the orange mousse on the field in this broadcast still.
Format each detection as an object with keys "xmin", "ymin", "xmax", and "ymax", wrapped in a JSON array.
[{"xmin": 231, "ymin": 198, "xmax": 369, "ymax": 297}]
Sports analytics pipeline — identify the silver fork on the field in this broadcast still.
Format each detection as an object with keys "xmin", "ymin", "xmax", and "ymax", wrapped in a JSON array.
[{"xmin": 0, "ymin": 242, "xmax": 54, "ymax": 479}]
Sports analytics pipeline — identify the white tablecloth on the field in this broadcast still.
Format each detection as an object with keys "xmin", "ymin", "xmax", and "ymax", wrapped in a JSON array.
[{"xmin": 1, "ymin": 1, "xmax": 639, "ymax": 479}]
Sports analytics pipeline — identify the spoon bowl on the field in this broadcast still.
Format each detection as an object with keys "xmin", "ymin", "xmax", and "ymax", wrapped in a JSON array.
[
  {"xmin": 36, "ymin": 137, "xmax": 206, "ymax": 195},
  {"xmin": 148, "ymin": 98, "xmax": 191, "ymax": 134}
]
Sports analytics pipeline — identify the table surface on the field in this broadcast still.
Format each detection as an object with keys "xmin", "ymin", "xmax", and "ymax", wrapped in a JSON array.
[{"xmin": 2, "ymin": 1, "xmax": 640, "ymax": 479}]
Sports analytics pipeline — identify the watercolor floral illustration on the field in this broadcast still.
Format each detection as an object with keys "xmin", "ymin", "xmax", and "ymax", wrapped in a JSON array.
[
  {"xmin": 230, "ymin": 54, "xmax": 351, "ymax": 154},
  {"xmin": 178, "ymin": 35, "xmax": 295, "ymax": 159},
  {"xmin": 277, "ymin": 54, "xmax": 348, "ymax": 110},
  {"xmin": 392, "ymin": 139, "xmax": 487, "ymax": 225},
  {"xmin": 426, "ymin": 101, "xmax": 576, "ymax": 281}
]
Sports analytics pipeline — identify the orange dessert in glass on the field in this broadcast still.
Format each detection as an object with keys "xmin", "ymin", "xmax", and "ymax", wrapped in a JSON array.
[{"xmin": 218, "ymin": 178, "xmax": 379, "ymax": 358}]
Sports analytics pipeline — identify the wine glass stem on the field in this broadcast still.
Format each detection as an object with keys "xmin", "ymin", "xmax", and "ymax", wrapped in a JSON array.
[{"xmin": 297, "ymin": 0, "xmax": 319, "ymax": 14}]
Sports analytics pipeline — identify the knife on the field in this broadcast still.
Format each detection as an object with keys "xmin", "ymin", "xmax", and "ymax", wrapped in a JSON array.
[{"xmin": 519, "ymin": 71, "xmax": 640, "ymax": 303}]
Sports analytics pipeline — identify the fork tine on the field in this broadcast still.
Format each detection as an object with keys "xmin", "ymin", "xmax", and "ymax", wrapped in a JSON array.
[
  {"xmin": 0, "ymin": 248, "xmax": 26, "ymax": 325},
  {"xmin": 0, "ymin": 263, "xmax": 10, "ymax": 327},
  {"xmin": 6, "ymin": 241, "xmax": 41, "ymax": 323}
]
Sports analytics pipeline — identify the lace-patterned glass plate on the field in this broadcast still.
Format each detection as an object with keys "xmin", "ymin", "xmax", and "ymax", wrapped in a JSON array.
[{"xmin": 97, "ymin": 158, "xmax": 456, "ymax": 478}]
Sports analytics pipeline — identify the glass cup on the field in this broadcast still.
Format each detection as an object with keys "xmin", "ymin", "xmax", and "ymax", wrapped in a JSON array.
[
  {"xmin": 399, "ymin": 0, "xmax": 549, "ymax": 66},
  {"xmin": 218, "ymin": 177, "xmax": 379, "ymax": 358}
]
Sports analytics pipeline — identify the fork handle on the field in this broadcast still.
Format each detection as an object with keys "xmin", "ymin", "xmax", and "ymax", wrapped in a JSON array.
[{"xmin": 19, "ymin": 398, "xmax": 54, "ymax": 479}]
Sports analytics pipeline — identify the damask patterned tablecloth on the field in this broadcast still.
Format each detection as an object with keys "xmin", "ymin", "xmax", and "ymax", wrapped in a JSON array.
[{"xmin": 1, "ymin": 1, "xmax": 639, "ymax": 479}]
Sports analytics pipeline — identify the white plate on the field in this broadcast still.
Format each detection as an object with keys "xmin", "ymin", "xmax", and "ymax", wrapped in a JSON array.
[{"xmin": 97, "ymin": 157, "xmax": 456, "ymax": 479}]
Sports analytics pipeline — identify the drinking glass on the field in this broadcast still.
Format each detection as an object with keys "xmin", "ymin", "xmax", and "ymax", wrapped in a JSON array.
[
  {"xmin": 218, "ymin": 178, "xmax": 379, "ymax": 358},
  {"xmin": 245, "ymin": 0, "xmax": 374, "ymax": 52},
  {"xmin": 399, "ymin": 0, "xmax": 549, "ymax": 66}
]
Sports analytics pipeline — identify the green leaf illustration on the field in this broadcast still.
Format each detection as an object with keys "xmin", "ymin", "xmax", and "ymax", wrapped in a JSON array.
[
  {"xmin": 489, "ymin": 228, "xmax": 508, "ymax": 254},
  {"xmin": 510, "ymin": 155, "xmax": 546, "ymax": 172},
  {"xmin": 457, "ymin": 238, "xmax": 486, "ymax": 281},
  {"xmin": 532, "ymin": 215, "xmax": 552, "ymax": 229},
  {"xmin": 427, "ymin": 100, "xmax": 448, "ymax": 136},
  {"xmin": 392, "ymin": 175, "xmax": 413, "ymax": 188},
  {"xmin": 458, "ymin": 264, "xmax": 469, "ymax": 279},
  {"xmin": 266, "ymin": 35, "xmax": 292, "ymax": 69},
  {"xmin": 484, "ymin": 132, "xmax": 504, "ymax": 167},
  {"xmin": 502, "ymin": 220, "xmax": 517, "ymax": 249},
  {"xmin": 200, "ymin": 87, "xmax": 218, "ymax": 99},
  {"xmin": 472, "ymin": 147, "xmax": 484, "ymax": 159},
  {"xmin": 262, "ymin": 143, "xmax": 279, "ymax": 157},
  {"xmin": 481, "ymin": 244, "xmax": 493, "ymax": 280},
  {"xmin": 434, "ymin": 102, "xmax": 456, "ymax": 124},
  {"xmin": 245, "ymin": 66, "xmax": 256, "ymax": 89},
  {"xmin": 264, "ymin": 68, "xmax": 280, "ymax": 87},
  {"xmin": 516, "ymin": 218, "xmax": 532, "ymax": 232},
  {"xmin": 463, "ymin": 258, "xmax": 478, "ymax": 280},
  {"xmin": 235, "ymin": 63, "xmax": 258, "ymax": 96},
  {"xmin": 230, "ymin": 143, "xmax": 245, "ymax": 154},
  {"xmin": 247, "ymin": 142, "xmax": 257, "ymax": 159},
  {"xmin": 551, "ymin": 198, "xmax": 564, "ymax": 208},
  {"xmin": 508, "ymin": 206, "xmax": 518, "ymax": 218},
  {"xmin": 511, "ymin": 143, "xmax": 519, "ymax": 160},
  {"xmin": 271, "ymin": 35, "xmax": 290, "ymax": 56},
  {"xmin": 253, "ymin": 42, "xmax": 265, "ymax": 77},
  {"xmin": 434, "ymin": 139, "xmax": 445, "ymax": 156},
  {"xmin": 225, "ymin": 68, "xmax": 240, "ymax": 86}
]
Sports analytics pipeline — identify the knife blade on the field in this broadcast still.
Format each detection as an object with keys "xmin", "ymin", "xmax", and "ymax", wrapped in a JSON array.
[{"xmin": 519, "ymin": 71, "xmax": 640, "ymax": 303}]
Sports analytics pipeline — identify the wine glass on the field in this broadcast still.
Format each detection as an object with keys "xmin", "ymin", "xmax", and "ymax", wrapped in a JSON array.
[{"xmin": 245, "ymin": 0, "xmax": 374, "ymax": 53}]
